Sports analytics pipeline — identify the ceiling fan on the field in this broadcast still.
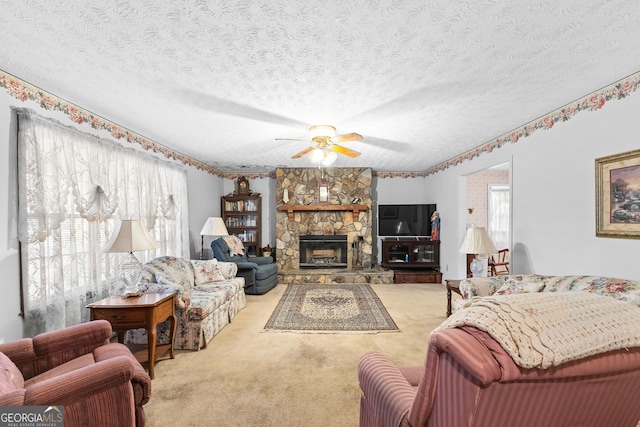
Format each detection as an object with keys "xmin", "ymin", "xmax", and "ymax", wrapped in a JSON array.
[{"xmin": 276, "ymin": 125, "xmax": 363, "ymax": 165}]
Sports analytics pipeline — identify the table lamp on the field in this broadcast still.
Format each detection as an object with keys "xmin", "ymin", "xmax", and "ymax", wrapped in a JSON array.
[
  {"xmin": 459, "ymin": 226, "xmax": 498, "ymax": 277},
  {"xmin": 199, "ymin": 217, "xmax": 229, "ymax": 259},
  {"xmin": 102, "ymin": 219, "xmax": 158, "ymax": 295}
]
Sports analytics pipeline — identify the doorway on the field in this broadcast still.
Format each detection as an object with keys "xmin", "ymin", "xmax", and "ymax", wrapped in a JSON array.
[{"xmin": 461, "ymin": 161, "xmax": 512, "ymax": 276}]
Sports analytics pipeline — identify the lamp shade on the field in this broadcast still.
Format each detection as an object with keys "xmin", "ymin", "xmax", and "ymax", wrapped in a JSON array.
[
  {"xmin": 102, "ymin": 219, "xmax": 158, "ymax": 253},
  {"xmin": 459, "ymin": 226, "xmax": 498, "ymax": 255},
  {"xmin": 200, "ymin": 217, "xmax": 229, "ymax": 237}
]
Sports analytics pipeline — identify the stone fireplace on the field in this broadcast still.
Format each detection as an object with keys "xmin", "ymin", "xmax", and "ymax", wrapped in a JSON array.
[
  {"xmin": 275, "ymin": 167, "xmax": 373, "ymax": 272},
  {"xmin": 299, "ymin": 235, "xmax": 348, "ymax": 269}
]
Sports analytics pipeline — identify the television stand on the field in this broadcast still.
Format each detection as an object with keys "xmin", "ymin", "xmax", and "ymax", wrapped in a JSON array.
[
  {"xmin": 393, "ymin": 269, "xmax": 442, "ymax": 284},
  {"xmin": 381, "ymin": 238, "xmax": 441, "ymax": 284}
]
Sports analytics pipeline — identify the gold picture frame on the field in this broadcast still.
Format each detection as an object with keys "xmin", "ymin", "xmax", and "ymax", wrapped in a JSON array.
[{"xmin": 596, "ymin": 148, "xmax": 640, "ymax": 239}]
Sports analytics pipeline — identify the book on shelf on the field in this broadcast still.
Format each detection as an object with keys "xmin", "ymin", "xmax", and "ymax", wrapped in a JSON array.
[
  {"xmin": 224, "ymin": 199, "xmax": 257, "ymax": 212},
  {"xmin": 225, "ymin": 216, "xmax": 257, "ymax": 228},
  {"xmin": 234, "ymin": 231, "xmax": 256, "ymax": 242}
]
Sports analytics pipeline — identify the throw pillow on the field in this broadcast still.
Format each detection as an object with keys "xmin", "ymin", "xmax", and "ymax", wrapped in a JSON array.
[
  {"xmin": 222, "ymin": 235, "xmax": 244, "ymax": 256},
  {"xmin": 190, "ymin": 259, "xmax": 226, "ymax": 285},
  {"xmin": 217, "ymin": 262, "xmax": 238, "ymax": 280},
  {"xmin": 495, "ymin": 279, "xmax": 545, "ymax": 295}
]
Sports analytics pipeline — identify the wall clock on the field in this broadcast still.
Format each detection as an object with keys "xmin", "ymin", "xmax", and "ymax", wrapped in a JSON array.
[{"xmin": 237, "ymin": 176, "xmax": 250, "ymax": 195}]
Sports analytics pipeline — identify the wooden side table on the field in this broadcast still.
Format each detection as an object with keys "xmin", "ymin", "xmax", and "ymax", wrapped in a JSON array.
[
  {"xmin": 445, "ymin": 279, "xmax": 462, "ymax": 317},
  {"xmin": 87, "ymin": 292, "xmax": 177, "ymax": 379}
]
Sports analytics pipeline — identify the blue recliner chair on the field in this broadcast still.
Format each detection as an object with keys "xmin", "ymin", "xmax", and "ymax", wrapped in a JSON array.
[{"xmin": 211, "ymin": 236, "xmax": 278, "ymax": 295}]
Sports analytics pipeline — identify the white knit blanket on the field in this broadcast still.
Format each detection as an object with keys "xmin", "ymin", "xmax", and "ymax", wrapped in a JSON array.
[{"xmin": 435, "ymin": 291, "xmax": 640, "ymax": 369}]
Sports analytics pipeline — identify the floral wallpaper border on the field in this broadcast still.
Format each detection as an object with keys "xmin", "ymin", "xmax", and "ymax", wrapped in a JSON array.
[
  {"xmin": 376, "ymin": 71, "xmax": 640, "ymax": 179},
  {"xmin": 0, "ymin": 69, "xmax": 274, "ymax": 179},
  {"xmin": 2, "ymin": 69, "xmax": 638, "ymax": 180}
]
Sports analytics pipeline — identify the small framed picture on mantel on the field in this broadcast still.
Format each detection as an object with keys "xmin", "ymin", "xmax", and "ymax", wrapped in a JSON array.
[{"xmin": 317, "ymin": 179, "xmax": 330, "ymax": 203}]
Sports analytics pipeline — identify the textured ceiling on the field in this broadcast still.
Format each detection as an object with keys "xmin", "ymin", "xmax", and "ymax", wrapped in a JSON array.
[{"xmin": 1, "ymin": 1, "xmax": 640, "ymax": 175}]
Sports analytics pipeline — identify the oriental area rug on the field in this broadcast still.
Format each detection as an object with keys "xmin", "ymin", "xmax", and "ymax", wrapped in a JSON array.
[{"xmin": 264, "ymin": 283, "xmax": 399, "ymax": 333}]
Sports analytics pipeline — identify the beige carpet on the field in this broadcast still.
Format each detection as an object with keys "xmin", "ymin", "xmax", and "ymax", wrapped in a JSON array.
[{"xmin": 144, "ymin": 283, "xmax": 451, "ymax": 427}]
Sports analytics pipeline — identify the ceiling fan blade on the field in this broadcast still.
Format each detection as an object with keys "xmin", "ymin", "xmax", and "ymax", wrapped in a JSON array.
[
  {"xmin": 275, "ymin": 138, "xmax": 309, "ymax": 142},
  {"xmin": 292, "ymin": 146, "xmax": 315, "ymax": 158},
  {"xmin": 330, "ymin": 144, "xmax": 361, "ymax": 158},
  {"xmin": 331, "ymin": 133, "xmax": 363, "ymax": 143}
]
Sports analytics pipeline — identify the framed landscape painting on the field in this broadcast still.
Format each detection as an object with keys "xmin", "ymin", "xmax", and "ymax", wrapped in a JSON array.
[{"xmin": 596, "ymin": 149, "xmax": 640, "ymax": 239}]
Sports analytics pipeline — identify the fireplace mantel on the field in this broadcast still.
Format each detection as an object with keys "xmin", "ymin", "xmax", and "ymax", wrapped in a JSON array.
[{"xmin": 278, "ymin": 204, "xmax": 368, "ymax": 221}]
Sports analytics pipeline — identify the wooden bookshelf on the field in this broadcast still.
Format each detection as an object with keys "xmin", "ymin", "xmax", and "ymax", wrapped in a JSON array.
[{"xmin": 222, "ymin": 194, "xmax": 261, "ymax": 256}]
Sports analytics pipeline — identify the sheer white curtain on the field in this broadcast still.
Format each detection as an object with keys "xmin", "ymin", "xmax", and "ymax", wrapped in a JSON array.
[{"xmin": 16, "ymin": 108, "xmax": 189, "ymax": 337}]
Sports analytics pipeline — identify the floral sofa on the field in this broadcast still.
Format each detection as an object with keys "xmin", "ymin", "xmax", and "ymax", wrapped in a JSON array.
[
  {"xmin": 453, "ymin": 274, "xmax": 640, "ymax": 313},
  {"xmin": 126, "ymin": 256, "xmax": 246, "ymax": 350}
]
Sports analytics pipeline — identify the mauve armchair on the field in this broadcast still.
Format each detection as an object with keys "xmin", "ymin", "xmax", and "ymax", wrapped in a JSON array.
[
  {"xmin": 358, "ymin": 326, "xmax": 640, "ymax": 427},
  {"xmin": 0, "ymin": 320, "xmax": 151, "ymax": 427}
]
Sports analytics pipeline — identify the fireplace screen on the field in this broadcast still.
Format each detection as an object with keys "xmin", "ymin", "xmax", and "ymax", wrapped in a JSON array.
[{"xmin": 299, "ymin": 235, "xmax": 348, "ymax": 269}]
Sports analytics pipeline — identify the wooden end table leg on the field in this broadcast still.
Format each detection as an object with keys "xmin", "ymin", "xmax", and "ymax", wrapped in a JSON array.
[
  {"xmin": 147, "ymin": 322, "xmax": 157, "ymax": 380},
  {"xmin": 447, "ymin": 287, "xmax": 452, "ymax": 317}
]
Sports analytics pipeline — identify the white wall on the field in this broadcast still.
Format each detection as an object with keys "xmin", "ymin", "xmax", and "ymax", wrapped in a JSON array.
[
  {"xmin": 426, "ymin": 93, "xmax": 640, "ymax": 281},
  {"xmin": 188, "ymin": 168, "xmax": 224, "ymax": 260},
  {"xmin": 373, "ymin": 175, "xmax": 431, "ymax": 204},
  {"xmin": 2, "ymin": 76, "xmax": 640, "ymax": 341}
]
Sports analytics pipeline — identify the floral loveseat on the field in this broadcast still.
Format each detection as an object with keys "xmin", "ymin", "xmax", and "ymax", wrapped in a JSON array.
[
  {"xmin": 126, "ymin": 256, "xmax": 246, "ymax": 350},
  {"xmin": 454, "ymin": 274, "xmax": 640, "ymax": 313}
]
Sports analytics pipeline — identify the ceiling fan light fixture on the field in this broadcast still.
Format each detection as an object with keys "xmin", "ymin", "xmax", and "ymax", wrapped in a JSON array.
[
  {"xmin": 309, "ymin": 148, "xmax": 325, "ymax": 163},
  {"xmin": 309, "ymin": 125, "xmax": 336, "ymax": 139},
  {"xmin": 283, "ymin": 125, "xmax": 362, "ymax": 161},
  {"xmin": 322, "ymin": 151, "xmax": 338, "ymax": 165}
]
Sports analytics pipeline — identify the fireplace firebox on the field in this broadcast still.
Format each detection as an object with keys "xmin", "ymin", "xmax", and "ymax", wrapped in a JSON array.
[{"xmin": 299, "ymin": 235, "xmax": 348, "ymax": 269}]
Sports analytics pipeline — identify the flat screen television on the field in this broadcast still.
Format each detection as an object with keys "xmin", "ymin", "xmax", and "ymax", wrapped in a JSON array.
[{"xmin": 377, "ymin": 204, "xmax": 437, "ymax": 238}]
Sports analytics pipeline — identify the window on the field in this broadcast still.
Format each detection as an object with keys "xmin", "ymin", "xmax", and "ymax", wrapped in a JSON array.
[
  {"xmin": 488, "ymin": 184, "xmax": 510, "ymax": 250},
  {"xmin": 17, "ymin": 109, "xmax": 189, "ymax": 336}
]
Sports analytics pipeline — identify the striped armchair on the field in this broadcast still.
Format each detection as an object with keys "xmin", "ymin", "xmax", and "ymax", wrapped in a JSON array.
[
  {"xmin": 358, "ymin": 326, "xmax": 640, "ymax": 427},
  {"xmin": 0, "ymin": 320, "xmax": 151, "ymax": 427}
]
